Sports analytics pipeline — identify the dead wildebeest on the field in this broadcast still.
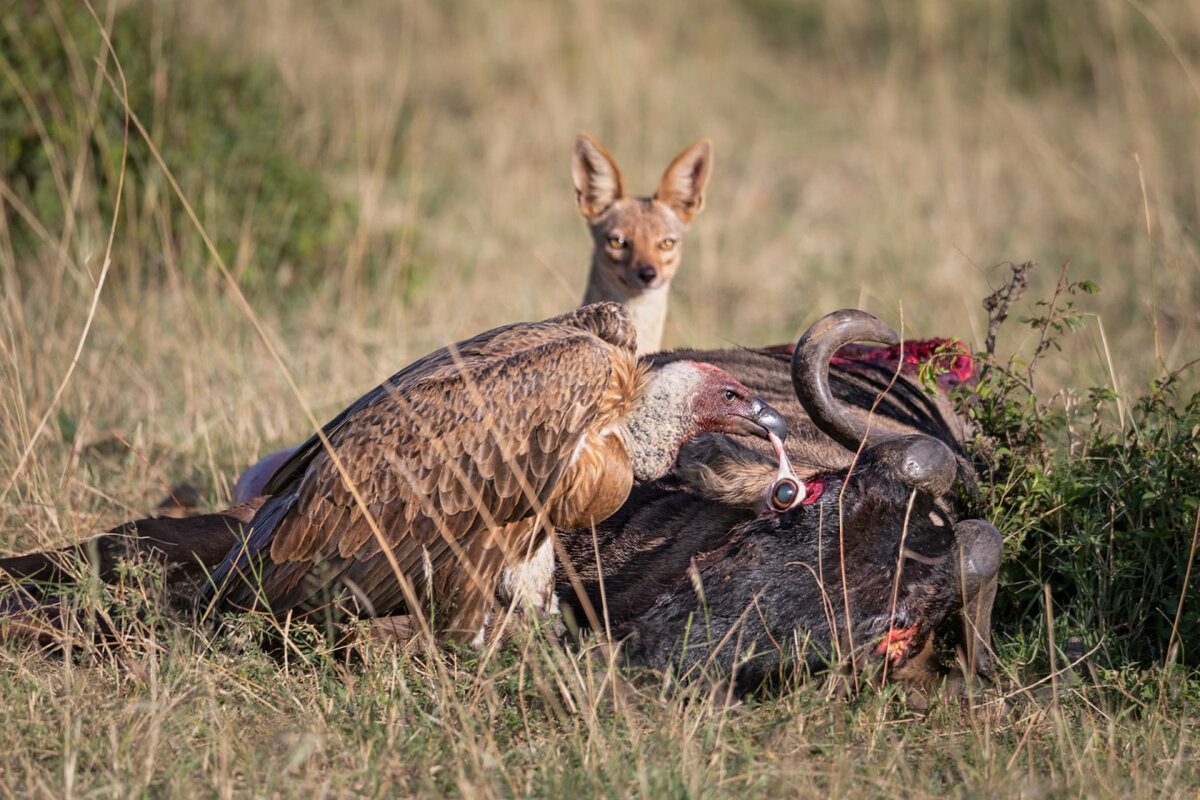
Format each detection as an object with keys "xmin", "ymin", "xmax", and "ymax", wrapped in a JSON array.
[{"xmin": 555, "ymin": 309, "xmax": 1001, "ymax": 696}]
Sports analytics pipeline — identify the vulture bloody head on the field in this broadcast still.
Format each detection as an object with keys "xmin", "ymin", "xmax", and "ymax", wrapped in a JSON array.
[
  {"xmin": 624, "ymin": 361, "xmax": 786, "ymax": 482},
  {"xmin": 684, "ymin": 361, "xmax": 787, "ymax": 442}
]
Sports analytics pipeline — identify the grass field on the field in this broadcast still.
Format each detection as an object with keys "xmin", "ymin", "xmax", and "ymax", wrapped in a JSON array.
[{"xmin": 1, "ymin": 0, "xmax": 1199, "ymax": 796}]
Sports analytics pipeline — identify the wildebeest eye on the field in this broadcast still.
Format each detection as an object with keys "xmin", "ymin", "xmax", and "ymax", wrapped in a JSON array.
[{"xmin": 769, "ymin": 477, "xmax": 802, "ymax": 512}]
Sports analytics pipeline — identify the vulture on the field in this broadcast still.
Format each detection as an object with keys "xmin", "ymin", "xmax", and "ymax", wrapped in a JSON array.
[{"xmin": 200, "ymin": 301, "xmax": 787, "ymax": 645}]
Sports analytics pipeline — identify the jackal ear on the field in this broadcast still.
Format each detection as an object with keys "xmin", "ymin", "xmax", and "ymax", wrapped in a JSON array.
[
  {"xmin": 655, "ymin": 138, "xmax": 713, "ymax": 223},
  {"xmin": 573, "ymin": 133, "xmax": 625, "ymax": 220}
]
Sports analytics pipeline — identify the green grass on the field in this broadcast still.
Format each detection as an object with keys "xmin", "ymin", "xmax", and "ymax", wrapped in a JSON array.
[
  {"xmin": 1, "ymin": 0, "xmax": 1199, "ymax": 796},
  {"xmin": 0, "ymin": 0, "xmax": 344, "ymax": 295}
]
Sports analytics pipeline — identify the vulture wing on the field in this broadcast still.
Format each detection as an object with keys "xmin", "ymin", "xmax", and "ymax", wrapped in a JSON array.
[{"xmin": 210, "ymin": 303, "xmax": 637, "ymax": 636}]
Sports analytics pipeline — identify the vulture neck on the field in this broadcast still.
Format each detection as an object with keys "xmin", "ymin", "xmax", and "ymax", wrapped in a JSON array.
[{"xmin": 622, "ymin": 362, "xmax": 702, "ymax": 481}]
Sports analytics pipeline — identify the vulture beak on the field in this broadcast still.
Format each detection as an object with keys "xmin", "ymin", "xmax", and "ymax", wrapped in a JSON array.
[{"xmin": 734, "ymin": 396, "xmax": 788, "ymax": 442}]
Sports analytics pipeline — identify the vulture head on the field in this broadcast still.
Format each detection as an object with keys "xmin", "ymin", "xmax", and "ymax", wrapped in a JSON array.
[{"xmin": 624, "ymin": 360, "xmax": 787, "ymax": 481}]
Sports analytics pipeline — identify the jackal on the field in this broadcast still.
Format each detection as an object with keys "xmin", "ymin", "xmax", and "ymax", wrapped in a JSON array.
[{"xmin": 574, "ymin": 133, "xmax": 713, "ymax": 354}]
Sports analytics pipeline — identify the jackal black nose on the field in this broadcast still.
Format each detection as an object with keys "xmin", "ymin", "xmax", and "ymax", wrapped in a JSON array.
[{"xmin": 636, "ymin": 264, "xmax": 658, "ymax": 285}]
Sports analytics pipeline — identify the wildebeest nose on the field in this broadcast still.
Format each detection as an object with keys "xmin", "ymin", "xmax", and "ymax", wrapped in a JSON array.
[{"xmin": 636, "ymin": 264, "xmax": 658, "ymax": 285}]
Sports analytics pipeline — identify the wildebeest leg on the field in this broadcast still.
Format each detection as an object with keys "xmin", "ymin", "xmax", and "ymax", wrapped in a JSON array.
[
  {"xmin": 0, "ymin": 588, "xmax": 138, "ymax": 651},
  {"xmin": 952, "ymin": 519, "xmax": 1002, "ymax": 679},
  {"xmin": 0, "ymin": 589, "xmax": 66, "ymax": 649},
  {"xmin": 0, "ymin": 501, "xmax": 262, "ymax": 591},
  {"xmin": 0, "ymin": 505, "xmax": 264, "ymax": 651}
]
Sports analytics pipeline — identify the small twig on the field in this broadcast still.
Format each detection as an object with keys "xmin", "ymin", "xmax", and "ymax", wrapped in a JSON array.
[
  {"xmin": 1026, "ymin": 260, "xmax": 1072, "ymax": 386},
  {"xmin": 982, "ymin": 260, "xmax": 1034, "ymax": 358},
  {"xmin": 1044, "ymin": 584, "xmax": 1058, "ymax": 705},
  {"xmin": 1159, "ymin": 505, "xmax": 1200, "ymax": 699}
]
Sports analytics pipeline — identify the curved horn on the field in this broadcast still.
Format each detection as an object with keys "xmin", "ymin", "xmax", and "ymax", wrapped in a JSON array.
[
  {"xmin": 864, "ymin": 435, "xmax": 957, "ymax": 497},
  {"xmin": 951, "ymin": 518, "xmax": 1002, "ymax": 677},
  {"xmin": 791, "ymin": 309, "xmax": 900, "ymax": 452},
  {"xmin": 951, "ymin": 518, "xmax": 1003, "ymax": 596}
]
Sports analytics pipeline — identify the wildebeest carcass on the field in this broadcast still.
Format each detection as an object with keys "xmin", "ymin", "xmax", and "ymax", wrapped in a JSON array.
[
  {"xmin": 0, "ymin": 309, "xmax": 1000, "ymax": 701},
  {"xmin": 555, "ymin": 309, "xmax": 1001, "ymax": 696}
]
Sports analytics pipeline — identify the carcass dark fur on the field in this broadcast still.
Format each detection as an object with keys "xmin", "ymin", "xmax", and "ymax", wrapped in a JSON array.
[
  {"xmin": 555, "ymin": 310, "xmax": 1000, "ymax": 695},
  {"xmin": 559, "ymin": 438, "xmax": 986, "ymax": 694}
]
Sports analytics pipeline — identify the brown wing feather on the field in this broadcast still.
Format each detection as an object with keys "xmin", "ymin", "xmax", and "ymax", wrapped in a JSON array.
[
  {"xmin": 225, "ymin": 316, "xmax": 633, "ymax": 637},
  {"xmin": 547, "ymin": 301, "xmax": 638, "ymax": 352}
]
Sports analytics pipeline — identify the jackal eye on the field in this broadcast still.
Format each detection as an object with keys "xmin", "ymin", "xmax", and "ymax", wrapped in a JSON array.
[
  {"xmin": 659, "ymin": 238, "xmax": 676, "ymax": 252},
  {"xmin": 607, "ymin": 235, "xmax": 626, "ymax": 249}
]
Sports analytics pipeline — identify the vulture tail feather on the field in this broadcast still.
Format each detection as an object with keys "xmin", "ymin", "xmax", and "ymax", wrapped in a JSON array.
[{"xmin": 205, "ymin": 493, "xmax": 298, "ymax": 608}]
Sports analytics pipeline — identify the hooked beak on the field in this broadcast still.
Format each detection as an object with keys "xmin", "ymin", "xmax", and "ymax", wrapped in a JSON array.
[{"xmin": 732, "ymin": 396, "xmax": 787, "ymax": 442}]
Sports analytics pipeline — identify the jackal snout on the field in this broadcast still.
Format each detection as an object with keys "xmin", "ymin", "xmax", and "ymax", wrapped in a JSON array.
[{"xmin": 574, "ymin": 133, "xmax": 713, "ymax": 353}]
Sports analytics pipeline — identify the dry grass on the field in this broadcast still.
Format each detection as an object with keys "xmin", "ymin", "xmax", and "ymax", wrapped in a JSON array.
[
  {"xmin": 1, "ymin": 0, "xmax": 1199, "ymax": 796},
  {"xmin": 184, "ymin": 0, "xmax": 1200, "ymax": 382}
]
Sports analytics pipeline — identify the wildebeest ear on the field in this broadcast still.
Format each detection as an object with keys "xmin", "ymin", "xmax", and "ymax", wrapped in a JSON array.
[{"xmin": 674, "ymin": 434, "xmax": 778, "ymax": 509}]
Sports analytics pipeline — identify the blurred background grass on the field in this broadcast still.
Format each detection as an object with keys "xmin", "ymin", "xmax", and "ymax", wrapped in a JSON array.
[
  {"xmin": 5, "ymin": 0, "xmax": 1198, "ymax": 375},
  {"xmin": 1, "ymin": 2, "xmax": 1199, "ymax": 796}
]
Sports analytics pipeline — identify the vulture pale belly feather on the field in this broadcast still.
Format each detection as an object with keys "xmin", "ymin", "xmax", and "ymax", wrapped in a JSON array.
[{"xmin": 216, "ymin": 306, "xmax": 643, "ymax": 634}]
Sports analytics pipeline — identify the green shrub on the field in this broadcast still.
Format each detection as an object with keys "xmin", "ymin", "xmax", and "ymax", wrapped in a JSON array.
[
  {"xmin": 0, "ymin": 0, "xmax": 344, "ymax": 293},
  {"xmin": 969, "ymin": 267, "xmax": 1200, "ymax": 669}
]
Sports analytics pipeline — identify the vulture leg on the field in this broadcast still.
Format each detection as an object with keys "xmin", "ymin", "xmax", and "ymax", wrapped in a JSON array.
[{"xmin": 496, "ymin": 536, "xmax": 559, "ymax": 616}]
